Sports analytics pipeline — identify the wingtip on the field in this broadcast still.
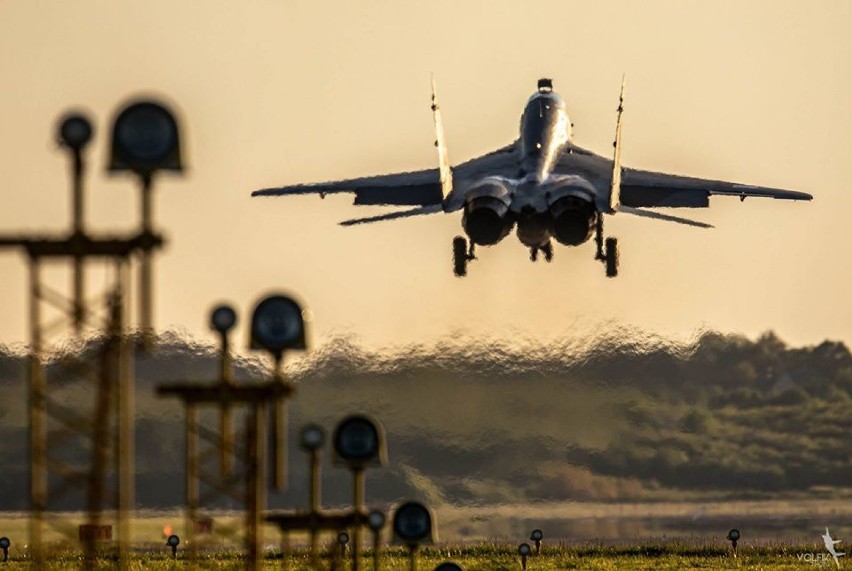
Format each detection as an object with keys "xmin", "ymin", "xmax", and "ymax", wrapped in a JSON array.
[{"xmin": 251, "ymin": 187, "xmax": 281, "ymax": 197}]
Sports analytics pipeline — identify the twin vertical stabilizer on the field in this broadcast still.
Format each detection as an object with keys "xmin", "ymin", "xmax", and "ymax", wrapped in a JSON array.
[
  {"xmin": 431, "ymin": 76, "xmax": 454, "ymax": 204},
  {"xmin": 609, "ymin": 75, "xmax": 626, "ymax": 213}
]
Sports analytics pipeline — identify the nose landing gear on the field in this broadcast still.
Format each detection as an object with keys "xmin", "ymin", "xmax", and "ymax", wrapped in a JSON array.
[
  {"xmin": 453, "ymin": 236, "xmax": 476, "ymax": 277},
  {"xmin": 529, "ymin": 242, "xmax": 553, "ymax": 263},
  {"xmin": 594, "ymin": 214, "xmax": 619, "ymax": 277}
]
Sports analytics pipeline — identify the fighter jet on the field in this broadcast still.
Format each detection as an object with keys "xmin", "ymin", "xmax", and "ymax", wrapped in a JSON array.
[{"xmin": 252, "ymin": 78, "xmax": 812, "ymax": 277}]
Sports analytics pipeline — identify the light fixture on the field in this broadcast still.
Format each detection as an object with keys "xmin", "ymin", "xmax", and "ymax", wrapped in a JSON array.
[
  {"xmin": 530, "ymin": 529, "xmax": 543, "ymax": 553},
  {"xmin": 518, "ymin": 542, "xmax": 531, "ymax": 570},
  {"xmin": 249, "ymin": 294, "xmax": 307, "ymax": 360},
  {"xmin": 392, "ymin": 501, "xmax": 433, "ymax": 546},
  {"xmin": 727, "ymin": 529, "xmax": 740, "ymax": 542},
  {"xmin": 367, "ymin": 510, "xmax": 385, "ymax": 532},
  {"xmin": 167, "ymin": 534, "xmax": 180, "ymax": 559},
  {"xmin": 109, "ymin": 100, "xmax": 182, "ymax": 175},
  {"xmin": 58, "ymin": 113, "xmax": 93, "ymax": 150},
  {"xmin": 299, "ymin": 424, "xmax": 325, "ymax": 451},
  {"xmin": 332, "ymin": 415, "xmax": 386, "ymax": 469},
  {"xmin": 210, "ymin": 304, "xmax": 237, "ymax": 335}
]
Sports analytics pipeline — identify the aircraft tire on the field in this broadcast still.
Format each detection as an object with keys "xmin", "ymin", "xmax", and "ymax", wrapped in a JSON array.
[
  {"xmin": 453, "ymin": 236, "xmax": 468, "ymax": 277},
  {"xmin": 605, "ymin": 237, "xmax": 618, "ymax": 278}
]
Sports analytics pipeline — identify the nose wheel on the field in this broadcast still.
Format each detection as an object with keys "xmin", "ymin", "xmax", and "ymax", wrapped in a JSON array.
[
  {"xmin": 530, "ymin": 242, "xmax": 553, "ymax": 263},
  {"xmin": 594, "ymin": 214, "xmax": 619, "ymax": 278},
  {"xmin": 453, "ymin": 236, "xmax": 476, "ymax": 277}
]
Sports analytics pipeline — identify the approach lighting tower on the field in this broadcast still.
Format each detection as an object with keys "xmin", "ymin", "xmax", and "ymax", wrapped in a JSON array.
[{"xmin": 0, "ymin": 99, "xmax": 183, "ymax": 565}]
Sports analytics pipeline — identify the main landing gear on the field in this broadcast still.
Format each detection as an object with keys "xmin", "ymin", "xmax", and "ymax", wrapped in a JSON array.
[
  {"xmin": 453, "ymin": 236, "xmax": 476, "ymax": 277},
  {"xmin": 594, "ymin": 214, "xmax": 619, "ymax": 278}
]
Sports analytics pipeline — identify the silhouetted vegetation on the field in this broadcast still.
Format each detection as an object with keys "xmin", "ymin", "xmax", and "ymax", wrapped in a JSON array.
[{"xmin": 0, "ymin": 329, "xmax": 849, "ymax": 510}]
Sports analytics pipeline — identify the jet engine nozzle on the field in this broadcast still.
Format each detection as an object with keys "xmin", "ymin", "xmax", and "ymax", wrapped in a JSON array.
[
  {"xmin": 464, "ymin": 197, "xmax": 512, "ymax": 245},
  {"xmin": 549, "ymin": 195, "xmax": 596, "ymax": 246}
]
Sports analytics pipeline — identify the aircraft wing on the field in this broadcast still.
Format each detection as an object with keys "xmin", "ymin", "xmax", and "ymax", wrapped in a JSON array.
[
  {"xmin": 252, "ymin": 169, "xmax": 444, "ymax": 206},
  {"xmin": 619, "ymin": 167, "xmax": 812, "ymax": 208},
  {"xmin": 252, "ymin": 142, "xmax": 519, "ymax": 211},
  {"xmin": 557, "ymin": 145, "xmax": 812, "ymax": 208}
]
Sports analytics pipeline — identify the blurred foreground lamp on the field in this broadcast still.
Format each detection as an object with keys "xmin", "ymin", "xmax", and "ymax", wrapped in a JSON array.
[
  {"xmin": 58, "ymin": 113, "xmax": 93, "ymax": 151},
  {"xmin": 367, "ymin": 510, "xmax": 386, "ymax": 533},
  {"xmin": 530, "ymin": 528, "xmax": 543, "ymax": 554},
  {"xmin": 210, "ymin": 303, "xmax": 238, "ymax": 476},
  {"xmin": 518, "ymin": 543, "xmax": 532, "ymax": 570},
  {"xmin": 210, "ymin": 304, "xmax": 237, "ymax": 335},
  {"xmin": 393, "ymin": 501, "xmax": 434, "ymax": 548},
  {"xmin": 250, "ymin": 293, "xmax": 307, "ymax": 490},
  {"xmin": 332, "ymin": 415, "xmax": 386, "ymax": 470},
  {"xmin": 166, "ymin": 534, "xmax": 180, "ymax": 559},
  {"xmin": 109, "ymin": 100, "xmax": 182, "ymax": 176},
  {"xmin": 249, "ymin": 294, "xmax": 307, "ymax": 364},
  {"xmin": 300, "ymin": 424, "xmax": 325, "ymax": 452},
  {"xmin": 107, "ymin": 98, "xmax": 184, "ymax": 341},
  {"xmin": 727, "ymin": 528, "xmax": 740, "ymax": 558},
  {"xmin": 337, "ymin": 531, "xmax": 349, "ymax": 557},
  {"xmin": 0, "ymin": 536, "xmax": 9, "ymax": 562}
]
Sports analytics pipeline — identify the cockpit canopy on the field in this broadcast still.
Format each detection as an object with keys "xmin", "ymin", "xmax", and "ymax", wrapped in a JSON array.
[{"xmin": 521, "ymin": 91, "xmax": 567, "ymax": 156}]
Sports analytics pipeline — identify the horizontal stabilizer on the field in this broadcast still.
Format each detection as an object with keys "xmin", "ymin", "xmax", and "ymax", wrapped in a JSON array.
[
  {"xmin": 618, "ymin": 205, "xmax": 713, "ymax": 228},
  {"xmin": 339, "ymin": 204, "xmax": 443, "ymax": 226}
]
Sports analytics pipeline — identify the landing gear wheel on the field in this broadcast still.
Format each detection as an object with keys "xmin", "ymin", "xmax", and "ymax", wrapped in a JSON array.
[
  {"xmin": 604, "ymin": 237, "xmax": 619, "ymax": 278},
  {"xmin": 542, "ymin": 242, "xmax": 553, "ymax": 263},
  {"xmin": 453, "ymin": 236, "xmax": 468, "ymax": 277}
]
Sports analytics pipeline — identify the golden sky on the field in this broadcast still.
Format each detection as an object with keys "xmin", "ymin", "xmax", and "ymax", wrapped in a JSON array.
[{"xmin": 0, "ymin": 0, "xmax": 850, "ymax": 351}]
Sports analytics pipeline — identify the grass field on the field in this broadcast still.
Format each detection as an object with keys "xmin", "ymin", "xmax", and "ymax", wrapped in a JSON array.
[
  {"xmin": 0, "ymin": 543, "xmax": 838, "ymax": 570},
  {"xmin": 0, "ymin": 510, "xmax": 842, "ymax": 569}
]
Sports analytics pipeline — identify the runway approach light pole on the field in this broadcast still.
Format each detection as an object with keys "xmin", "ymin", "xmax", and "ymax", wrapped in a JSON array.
[
  {"xmin": 518, "ymin": 543, "xmax": 532, "ymax": 570},
  {"xmin": 166, "ymin": 534, "xmax": 180, "ymax": 559},
  {"xmin": 367, "ymin": 510, "xmax": 386, "ymax": 571},
  {"xmin": 530, "ymin": 529, "xmax": 543, "ymax": 554},
  {"xmin": 337, "ymin": 531, "xmax": 350, "ymax": 558},
  {"xmin": 108, "ymin": 100, "xmax": 183, "ymax": 343},
  {"xmin": 157, "ymin": 295, "xmax": 303, "ymax": 570},
  {"xmin": 0, "ymin": 537, "xmax": 9, "ymax": 562},
  {"xmin": 300, "ymin": 424, "xmax": 325, "ymax": 512},
  {"xmin": 266, "ymin": 416, "xmax": 388, "ymax": 571},
  {"xmin": 0, "ymin": 99, "xmax": 182, "ymax": 566},
  {"xmin": 57, "ymin": 112, "xmax": 94, "ymax": 332},
  {"xmin": 250, "ymin": 294, "xmax": 307, "ymax": 490},
  {"xmin": 211, "ymin": 304, "xmax": 237, "ymax": 477},
  {"xmin": 393, "ymin": 501, "xmax": 435, "ymax": 571},
  {"xmin": 727, "ymin": 528, "xmax": 740, "ymax": 558},
  {"xmin": 334, "ymin": 415, "xmax": 387, "ymax": 571}
]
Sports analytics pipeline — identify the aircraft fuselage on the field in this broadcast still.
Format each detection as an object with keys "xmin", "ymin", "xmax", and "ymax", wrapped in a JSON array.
[{"xmin": 461, "ymin": 84, "xmax": 599, "ymax": 251}]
